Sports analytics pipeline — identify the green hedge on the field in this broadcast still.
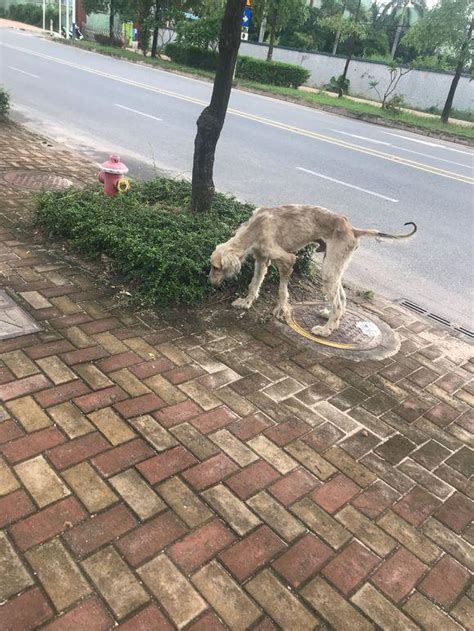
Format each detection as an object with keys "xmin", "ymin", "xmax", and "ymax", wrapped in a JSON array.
[
  {"xmin": 237, "ymin": 56, "xmax": 310, "ymax": 88},
  {"xmin": 36, "ymin": 177, "xmax": 315, "ymax": 306},
  {"xmin": 7, "ymin": 3, "xmax": 59, "ymax": 29},
  {"xmin": 165, "ymin": 43, "xmax": 310, "ymax": 88},
  {"xmin": 165, "ymin": 43, "xmax": 219, "ymax": 71},
  {"xmin": 0, "ymin": 88, "xmax": 9, "ymax": 116}
]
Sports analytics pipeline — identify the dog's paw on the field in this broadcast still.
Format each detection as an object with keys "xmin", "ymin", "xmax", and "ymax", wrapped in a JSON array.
[
  {"xmin": 232, "ymin": 297, "xmax": 252, "ymax": 309},
  {"xmin": 273, "ymin": 303, "xmax": 292, "ymax": 322},
  {"xmin": 318, "ymin": 307, "xmax": 331, "ymax": 319},
  {"xmin": 311, "ymin": 324, "xmax": 333, "ymax": 337}
]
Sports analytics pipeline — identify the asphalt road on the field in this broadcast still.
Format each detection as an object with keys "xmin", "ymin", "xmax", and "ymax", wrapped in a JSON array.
[{"xmin": 1, "ymin": 28, "xmax": 473, "ymax": 331}]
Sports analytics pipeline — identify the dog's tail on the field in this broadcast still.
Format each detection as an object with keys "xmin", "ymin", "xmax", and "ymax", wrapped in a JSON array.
[{"xmin": 353, "ymin": 222, "xmax": 417, "ymax": 241}]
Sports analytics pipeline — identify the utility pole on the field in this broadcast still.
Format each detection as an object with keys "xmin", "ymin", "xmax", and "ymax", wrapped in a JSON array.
[
  {"xmin": 42, "ymin": 0, "xmax": 46, "ymax": 30},
  {"xmin": 58, "ymin": 0, "xmax": 62, "ymax": 36},
  {"xmin": 66, "ymin": 0, "xmax": 70, "ymax": 37},
  {"xmin": 72, "ymin": 0, "xmax": 76, "ymax": 39}
]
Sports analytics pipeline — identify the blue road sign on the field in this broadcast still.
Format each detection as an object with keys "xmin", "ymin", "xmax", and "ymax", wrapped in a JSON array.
[{"xmin": 242, "ymin": 8, "xmax": 251, "ymax": 27}]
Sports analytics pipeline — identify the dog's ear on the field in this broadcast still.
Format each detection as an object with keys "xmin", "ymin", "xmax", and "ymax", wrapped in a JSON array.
[{"xmin": 221, "ymin": 251, "xmax": 241, "ymax": 278}]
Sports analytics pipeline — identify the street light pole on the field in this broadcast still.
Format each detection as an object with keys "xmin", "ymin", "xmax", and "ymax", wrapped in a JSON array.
[
  {"xmin": 58, "ymin": 0, "xmax": 62, "ymax": 35},
  {"xmin": 66, "ymin": 0, "xmax": 70, "ymax": 38},
  {"xmin": 42, "ymin": 0, "xmax": 46, "ymax": 30}
]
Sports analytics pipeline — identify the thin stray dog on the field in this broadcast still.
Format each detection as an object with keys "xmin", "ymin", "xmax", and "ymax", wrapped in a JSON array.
[{"xmin": 209, "ymin": 204, "xmax": 417, "ymax": 337}]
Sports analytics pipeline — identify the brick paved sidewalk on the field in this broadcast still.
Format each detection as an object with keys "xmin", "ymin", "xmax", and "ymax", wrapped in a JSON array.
[{"xmin": 0, "ymin": 122, "xmax": 473, "ymax": 631}]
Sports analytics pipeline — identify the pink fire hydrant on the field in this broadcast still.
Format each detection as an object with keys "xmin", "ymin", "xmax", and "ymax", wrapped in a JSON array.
[{"xmin": 98, "ymin": 155, "xmax": 130, "ymax": 196}]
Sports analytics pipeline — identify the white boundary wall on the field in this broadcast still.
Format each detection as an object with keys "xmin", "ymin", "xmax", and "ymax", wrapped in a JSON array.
[
  {"xmin": 157, "ymin": 28, "xmax": 472, "ymax": 112},
  {"xmin": 239, "ymin": 41, "xmax": 473, "ymax": 112}
]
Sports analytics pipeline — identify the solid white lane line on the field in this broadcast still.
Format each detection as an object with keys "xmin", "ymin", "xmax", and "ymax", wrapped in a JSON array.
[
  {"xmin": 296, "ymin": 167, "xmax": 399, "ymax": 203},
  {"xmin": 8, "ymin": 65, "xmax": 39, "ymax": 78},
  {"xmin": 379, "ymin": 131, "xmax": 474, "ymax": 156},
  {"xmin": 330, "ymin": 130, "xmax": 391, "ymax": 145},
  {"xmin": 331, "ymin": 129, "xmax": 471, "ymax": 168},
  {"xmin": 114, "ymin": 104, "xmax": 162, "ymax": 121}
]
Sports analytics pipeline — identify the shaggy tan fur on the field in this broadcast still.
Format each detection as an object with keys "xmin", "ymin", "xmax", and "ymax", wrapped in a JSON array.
[{"xmin": 209, "ymin": 204, "xmax": 417, "ymax": 336}]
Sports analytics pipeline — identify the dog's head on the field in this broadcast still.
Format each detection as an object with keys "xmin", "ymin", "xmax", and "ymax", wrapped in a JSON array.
[{"xmin": 209, "ymin": 244, "xmax": 241, "ymax": 286}]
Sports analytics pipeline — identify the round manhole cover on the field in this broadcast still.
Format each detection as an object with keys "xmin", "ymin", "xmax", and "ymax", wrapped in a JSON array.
[
  {"xmin": 2, "ymin": 170, "xmax": 74, "ymax": 191},
  {"xmin": 288, "ymin": 301, "xmax": 383, "ymax": 350}
]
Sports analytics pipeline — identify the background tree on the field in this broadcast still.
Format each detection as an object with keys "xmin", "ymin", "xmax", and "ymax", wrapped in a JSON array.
[
  {"xmin": 83, "ymin": 0, "xmax": 130, "ymax": 42},
  {"xmin": 320, "ymin": 0, "xmax": 366, "ymax": 94},
  {"xmin": 191, "ymin": 0, "xmax": 246, "ymax": 212},
  {"xmin": 380, "ymin": 0, "xmax": 426, "ymax": 58},
  {"xmin": 253, "ymin": 0, "xmax": 307, "ymax": 60},
  {"xmin": 403, "ymin": 0, "xmax": 473, "ymax": 122}
]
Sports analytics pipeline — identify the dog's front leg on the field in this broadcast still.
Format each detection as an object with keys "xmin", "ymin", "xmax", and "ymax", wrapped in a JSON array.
[
  {"xmin": 312, "ymin": 281, "xmax": 344, "ymax": 336},
  {"xmin": 232, "ymin": 258, "xmax": 269, "ymax": 310},
  {"xmin": 273, "ymin": 253, "xmax": 296, "ymax": 321}
]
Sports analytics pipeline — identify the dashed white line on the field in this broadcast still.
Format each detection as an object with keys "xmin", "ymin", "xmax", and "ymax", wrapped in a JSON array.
[
  {"xmin": 8, "ymin": 66, "xmax": 39, "ymax": 78},
  {"xmin": 114, "ymin": 104, "xmax": 162, "ymax": 121},
  {"xmin": 379, "ymin": 131, "xmax": 474, "ymax": 156},
  {"xmin": 331, "ymin": 129, "xmax": 471, "ymax": 168},
  {"xmin": 330, "ymin": 130, "xmax": 391, "ymax": 145},
  {"xmin": 296, "ymin": 167, "xmax": 399, "ymax": 203}
]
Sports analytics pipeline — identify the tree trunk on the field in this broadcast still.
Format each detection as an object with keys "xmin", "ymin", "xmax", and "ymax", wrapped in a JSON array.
[
  {"xmin": 338, "ymin": 53, "xmax": 352, "ymax": 97},
  {"xmin": 109, "ymin": 1, "xmax": 114, "ymax": 42},
  {"xmin": 441, "ymin": 18, "xmax": 473, "ymax": 123},
  {"xmin": 332, "ymin": 0, "xmax": 346, "ymax": 55},
  {"xmin": 337, "ymin": 0, "xmax": 361, "ymax": 97},
  {"xmin": 390, "ymin": 23, "xmax": 403, "ymax": 58},
  {"xmin": 151, "ymin": 26, "xmax": 159, "ymax": 56},
  {"xmin": 191, "ymin": 0, "xmax": 246, "ymax": 213},
  {"xmin": 258, "ymin": 16, "xmax": 266, "ymax": 43},
  {"xmin": 266, "ymin": 8, "xmax": 277, "ymax": 61}
]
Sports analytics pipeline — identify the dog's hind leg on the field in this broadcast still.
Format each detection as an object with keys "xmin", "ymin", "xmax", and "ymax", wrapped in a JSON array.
[
  {"xmin": 233, "ymin": 257, "xmax": 269, "ymax": 309},
  {"xmin": 312, "ymin": 243, "xmax": 351, "ymax": 336},
  {"xmin": 272, "ymin": 250, "xmax": 297, "ymax": 321}
]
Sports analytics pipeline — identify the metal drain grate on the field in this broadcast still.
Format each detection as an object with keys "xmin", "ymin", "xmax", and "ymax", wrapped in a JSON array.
[{"xmin": 399, "ymin": 299, "xmax": 474, "ymax": 340}]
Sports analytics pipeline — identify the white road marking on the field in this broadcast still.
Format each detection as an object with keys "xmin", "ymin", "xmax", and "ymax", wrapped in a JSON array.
[
  {"xmin": 331, "ymin": 129, "xmax": 471, "ymax": 168},
  {"xmin": 8, "ymin": 65, "xmax": 39, "ymax": 79},
  {"xmin": 1, "ymin": 42, "xmax": 471, "ymax": 184},
  {"xmin": 114, "ymin": 103, "xmax": 162, "ymax": 121},
  {"xmin": 380, "ymin": 131, "xmax": 474, "ymax": 156},
  {"xmin": 330, "ymin": 130, "xmax": 391, "ymax": 145},
  {"xmin": 296, "ymin": 167, "xmax": 399, "ymax": 202}
]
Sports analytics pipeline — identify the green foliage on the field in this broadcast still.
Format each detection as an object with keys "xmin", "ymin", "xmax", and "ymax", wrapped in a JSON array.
[
  {"xmin": 319, "ymin": 14, "xmax": 367, "ymax": 44},
  {"xmin": 7, "ymin": 3, "xmax": 60, "ymax": 29},
  {"xmin": 36, "ymin": 177, "xmax": 315, "ymax": 306},
  {"xmin": 325, "ymin": 74, "xmax": 350, "ymax": 94},
  {"xmin": 165, "ymin": 42, "xmax": 219, "ymax": 69},
  {"xmin": 237, "ymin": 56, "xmax": 310, "ymax": 87},
  {"xmin": 253, "ymin": 0, "xmax": 308, "ymax": 34},
  {"xmin": 402, "ymin": 0, "xmax": 473, "ymax": 67},
  {"xmin": 0, "ymin": 88, "xmax": 10, "ymax": 116},
  {"xmin": 176, "ymin": 14, "xmax": 222, "ymax": 50},
  {"xmin": 165, "ymin": 43, "xmax": 310, "ymax": 86},
  {"xmin": 278, "ymin": 30, "xmax": 313, "ymax": 50}
]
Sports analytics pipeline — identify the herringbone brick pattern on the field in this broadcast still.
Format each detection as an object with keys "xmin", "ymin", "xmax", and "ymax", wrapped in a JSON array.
[{"xmin": 0, "ymin": 122, "xmax": 473, "ymax": 630}]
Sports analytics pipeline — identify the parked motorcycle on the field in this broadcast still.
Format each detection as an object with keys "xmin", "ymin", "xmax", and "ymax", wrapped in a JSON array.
[{"xmin": 61, "ymin": 25, "xmax": 84, "ymax": 40}]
